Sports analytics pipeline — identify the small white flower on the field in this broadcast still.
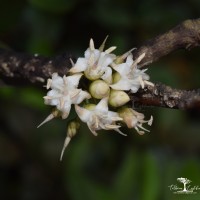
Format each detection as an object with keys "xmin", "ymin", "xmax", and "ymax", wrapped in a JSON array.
[
  {"xmin": 110, "ymin": 53, "xmax": 154, "ymax": 93},
  {"xmin": 119, "ymin": 107, "xmax": 153, "ymax": 135},
  {"xmin": 44, "ymin": 72, "xmax": 91, "ymax": 119},
  {"xmin": 75, "ymin": 98, "xmax": 126, "ymax": 136},
  {"xmin": 69, "ymin": 39, "xmax": 116, "ymax": 83}
]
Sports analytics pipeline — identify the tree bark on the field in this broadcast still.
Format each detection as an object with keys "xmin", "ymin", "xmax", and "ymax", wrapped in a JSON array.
[
  {"xmin": 132, "ymin": 83, "xmax": 200, "ymax": 110},
  {"xmin": 133, "ymin": 18, "xmax": 200, "ymax": 67}
]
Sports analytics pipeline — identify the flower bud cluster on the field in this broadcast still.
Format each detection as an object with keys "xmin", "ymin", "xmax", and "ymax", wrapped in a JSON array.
[{"xmin": 38, "ymin": 38, "xmax": 154, "ymax": 159}]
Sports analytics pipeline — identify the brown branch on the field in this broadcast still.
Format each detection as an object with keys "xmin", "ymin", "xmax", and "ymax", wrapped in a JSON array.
[
  {"xmin": 0, "ymin": 19, "xmax": 200, "ymax": 110},
  {"xmin": 132, "ymin": 84, "xmax": 200, "ymax": 110},
  {"xmin": 0, "ymin": 49, "xmax": 71, "ymax": 84},
  {"xmin": 133, "ymin": 18, "xmax": 200, "ymax": 67}
]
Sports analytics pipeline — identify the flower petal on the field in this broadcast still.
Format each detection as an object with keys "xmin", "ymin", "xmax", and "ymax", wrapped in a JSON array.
[
  {"xmin": 112, "ymin": 63, "xmax": 130, "ymax": 76},
  {"xmin": 95, "ymin": 97, "xmax": 109, "ymax": 114},
  {"xmin": 75, "ymin": 105, "xmax": 92, "ymax": 123},
  {"xmin": 69, "ymin": 58, "xmax": 87, "ymax": 73},
  {"xmin": 110, "ymin": 79, "xmax": 132, "ymax": 91},
  {"xmin": 101, "ymin": 66, "xmax": 112, "ymax": 84},
  {"xmin": 71, "ymin": 90, "xmax": 91, "ymax": 104},
  {"xmin": 65, "ymin": 73, "xmax": 83, "ymax": 88}
]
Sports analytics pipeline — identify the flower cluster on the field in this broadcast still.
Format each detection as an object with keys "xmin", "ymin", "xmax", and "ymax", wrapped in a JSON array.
[{"xmin": 38, "ymin": 38, "xmax": 154, "ymax": 160}]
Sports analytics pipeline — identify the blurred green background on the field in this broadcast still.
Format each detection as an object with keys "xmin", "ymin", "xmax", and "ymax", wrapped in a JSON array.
[{"xmin": 0, "ymin": 0, "xmax": 200, "ymax": 200}]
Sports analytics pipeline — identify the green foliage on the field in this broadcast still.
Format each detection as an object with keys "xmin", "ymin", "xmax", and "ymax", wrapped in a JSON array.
[{"xmin": 28, "ymin": 0, "xmax": 79, "ymax": 13}]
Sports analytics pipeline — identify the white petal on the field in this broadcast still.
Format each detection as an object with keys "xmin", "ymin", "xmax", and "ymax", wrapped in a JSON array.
[
  {"xmin": 87, "ymin": 124, "xmax": 98, "ymax": 136},
  {"xmin": 101, "ymin": 67, "xmax": 112, "ymax": 84},
  {"xmin": 69, "ymin": 58, "xmax": 87, "ymax": 73},
  {"xmin": 65, "ymin": 73, "xmax": 83, "ymax": 88},
  {"xmin": 37, "ymin": 113, "xmax": 54, "ymax": 128},
  {"xmin": 130, "ymin": 85, "xmax": 140, "ymax": 93},
  {"xmin": 114, "ymin": 128, "xmax": 127, "ymax": 136},
  {"xmin": 44, "ymin": 90, "xmax": 60, "ymax": 105},
  {"xmin": 60, "ymin": 136, "xmax": 71, "ymax": 161},
  {"xmin": 134, "ymin": 52, "xmax": 145, "ymax": 64},
  {"xmin": 51, "ymin": 74, "xmax": 64, "ymax": 90},
  {"xmin": 95, "ymin": 97, "xmax": 109, "ymax": 114},
  {"xmin": 112, "ymin": 62, "xmax": 130, "ymax": 76},
  {"xmin": 148, "ymin": 116, "xmax": 153, "ymax": 126},
  {"xmin": 46, "ymin": 78, "xmax": 52, "ymax": 89},
  {"xmin": 99, "ymin": 35, "xmax": 109, "ymax": 51},
  {"xmin": 120, "ymin": 48, "xmax": 136, "ymax": 60},
  {"xmin": 61, "ymin": 111, "xmax": 70, "ymax": 119},
  {"xmin": 144, "ymin": 80, "xmax": 154, "ymax": 87},
  {"xmin": 75, "ymin": 105, "xmax": 92, "ymax": 123},
  {"xmin": 126, "ymin": 54, "xmax": 134, "ymax": 66},
  {"xmin": 110, "ymin": 79, "xmax": 132, "ymax": 91},
  {"xmin": 89, "ymin": 38, "xmax": 95, "ymax": 51},
  {"xmin": 105, "ymin": 46, "xmax": 116, "ymax": 54},
  {"xmin": 71, "ymin": 90, "xmax": 91, "ymax": 104},
  {"xmin": 85, "ymin": 49, "xmax": 100, "ymax": 60},
  {"xmin": 97, "ymin": 53, "xmax": 114, "ymax": 69},
  {"xmin": 108, "ymin": 111, "xmax": 122, "ymax": 121},
  {"xmin": 138, "ymin": 76, "xmax": 145, "ymax": 88}
]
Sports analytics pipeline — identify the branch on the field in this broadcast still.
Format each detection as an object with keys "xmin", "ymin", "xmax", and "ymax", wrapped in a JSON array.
[
  {"xmin": 0, "ymin": 19, "xmax": 200, "ymax": 110},
  {"xmin": 133, "ymin": 18, "xmax": 200, "ymax": 67},
  {"xmin": 0, "ymin": 49, "xmax": 71, "ymax": 84},
  {"xmin": 132, "ymin": 83, "xmax": 200, "ymax": 110}
]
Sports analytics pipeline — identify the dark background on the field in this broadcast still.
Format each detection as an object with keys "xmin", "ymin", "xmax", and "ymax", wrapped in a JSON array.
[{"xmin": 0, "ymin": 0, "xmax": 200, "ymax": 200}]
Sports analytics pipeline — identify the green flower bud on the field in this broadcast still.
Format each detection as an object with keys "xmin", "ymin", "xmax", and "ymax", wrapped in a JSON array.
[
  {"xmin": 109, "ymin": 90, "xmax": 130, "ymax": 107},
  {"xmin": 89, "ymin": 80, "xmax": 110, "ymax": 99},
  {"xmin": 84, "ymin": 104, "xmax": 96, "ymax": 110},
  {"xmin": 112, "ymin": 72, "xmax": 121, "ymax": 84},
  {"xmin": 67, "ymin": 121, "xmax": 80, "ymax": 138},
  {"xmin": 84, "ymin": 68, "xmax": 103, "ymax": 80}
]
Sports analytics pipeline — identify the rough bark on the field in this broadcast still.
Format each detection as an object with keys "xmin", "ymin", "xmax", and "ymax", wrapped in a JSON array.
[
  {"xmin": 132, "ymin": 84, "xmax": 200, "ymax": 110},
  {"xmin": 0, "ymin": 49, "xmax": 71, "ymax": 84},
  {"xmin": 133, "ymin": 18, "xmax": 200, "ymax": 67},
  {"xmin": 0, "ymin": 19, "xmax": 200, "ymax": 110}
]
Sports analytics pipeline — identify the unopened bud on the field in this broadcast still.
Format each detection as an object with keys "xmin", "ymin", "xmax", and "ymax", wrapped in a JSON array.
[
  {"xmin": 109, "ymin": 90, "xmax": 130, "ymax": 107},
  {"xmin": 89, "ymin": 80, "xmax": 110, "ymax": 99},
  {"xmin": 84, "ymin": 104, "xmax": 96, "ymax": 110},
  {"xmin": 112, "ymin": 72, "xmax": 121, "ymax": 84},
  {"xmin": 67, "ymin": 121, "xmax": 80, "ymax": 138},
  {"xmin": 60, "ymin": 121, "xmax": 80, "ymax": 161},
  {"xmin": 84, "ymin": 68, "xmax": 103, "ymax": 80}
]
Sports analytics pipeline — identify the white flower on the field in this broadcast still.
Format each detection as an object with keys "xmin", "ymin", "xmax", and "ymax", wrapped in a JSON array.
[
  {"xmin": 110, "ymin": 53, "xmax": 154, "ymax": 93},
  {"xmin": 43, "ymin": 73, "xmax": 91, "ymax": 119},
  {"xmin": 119, "ymin": 107, "xmax": 153, "ymax": 135},
  {"xmin": 75, "ymin": 98, "xmax": 126, "ymax": 136},
  {"xmin": 69, "ymin": 39, "xmax": 116, "ymax": 84}
]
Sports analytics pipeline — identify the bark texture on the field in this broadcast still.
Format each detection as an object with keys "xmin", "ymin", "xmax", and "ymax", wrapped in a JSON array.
[
  {"xmin": 132, "ymin": 84, "xmax": 200, "ymax": 110},
  {"xmin": 133, "ymin": 18, "xmax": 200, "ymax": 67}
]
